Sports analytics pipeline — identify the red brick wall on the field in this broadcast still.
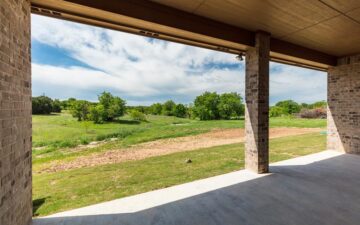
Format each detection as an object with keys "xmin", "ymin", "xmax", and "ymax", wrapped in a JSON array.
[{"xmin": 0, "ymin": 0, "xmax": 32, "ymax": 224}]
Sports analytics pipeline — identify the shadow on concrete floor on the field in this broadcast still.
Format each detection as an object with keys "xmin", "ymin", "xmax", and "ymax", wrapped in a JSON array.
[{"xmin": 33, "ymin": 151, "xmax": 360, "ymax": 225}]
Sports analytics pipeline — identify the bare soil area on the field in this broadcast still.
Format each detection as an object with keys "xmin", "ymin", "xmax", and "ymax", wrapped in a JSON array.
[{"xmin": 43, "ymin": 127, "xmax": 322, "ymax": 172}]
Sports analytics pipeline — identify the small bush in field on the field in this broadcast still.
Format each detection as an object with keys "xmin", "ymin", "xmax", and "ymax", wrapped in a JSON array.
[{"xmin": 130, "ymin": 110, "xmax": 147, "ymax": 122}]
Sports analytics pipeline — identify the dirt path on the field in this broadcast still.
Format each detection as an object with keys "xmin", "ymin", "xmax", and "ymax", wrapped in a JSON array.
[{"xmin": 43, "ymin": 128, "xmax": 323, "ymax": 173}]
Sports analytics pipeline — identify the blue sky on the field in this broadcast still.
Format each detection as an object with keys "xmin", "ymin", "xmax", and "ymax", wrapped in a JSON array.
[{"xmin": 31, "ymin": 15, "xmax": 327, "ymax": 106}]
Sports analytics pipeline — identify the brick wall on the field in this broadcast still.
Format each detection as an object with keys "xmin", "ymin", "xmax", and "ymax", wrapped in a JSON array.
[
  {"xmin": 328, "ymin": 54, "xmax": 360, "ymax": 154},
  {"xmin": 0, "ymin": 0, "xmax": 32, "ymax": 225},
  {"xmin": 245, "ymin": 32, "xmax": 270, "ymax": 173}
]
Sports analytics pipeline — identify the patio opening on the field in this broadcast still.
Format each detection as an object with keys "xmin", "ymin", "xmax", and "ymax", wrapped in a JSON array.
[
  {"xmin": 2, "ymin": 1, "xmax": 359, "ymax": 225},
  {"xmin": 31, "ymin": 14, "xmax": 327, "ymax": 218}
]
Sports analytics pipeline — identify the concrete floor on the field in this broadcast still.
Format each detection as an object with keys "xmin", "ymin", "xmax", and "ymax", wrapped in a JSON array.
[{"xmin": 33, "ymin": 150, "xmax": 360, "ymax": 225}]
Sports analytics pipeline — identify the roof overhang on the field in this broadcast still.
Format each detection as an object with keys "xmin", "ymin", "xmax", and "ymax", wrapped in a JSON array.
[{"xmin": 30, "ymin": 0, "xmax": 342, "ymax": 71}]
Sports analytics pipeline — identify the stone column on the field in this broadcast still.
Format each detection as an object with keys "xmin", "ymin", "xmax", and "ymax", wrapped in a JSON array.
[
  {"xmin": 245, "ymin": 32, "xmax": 270, "ymax": 173},
  {"xmin": 0, "ymin": 0, "xmax": 32, "ymax": 225},
  {"xmin": 328, "ymin": 54, "xmax": 360, "ymax": 154}
]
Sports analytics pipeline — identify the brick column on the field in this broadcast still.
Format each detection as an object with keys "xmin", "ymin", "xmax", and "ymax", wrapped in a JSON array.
[
  {"xmin": 328, "ymin": 54, "xmax": 360, "ymax": 154},
  {"xmin": 245, "ymin": 32, "xmax": 270, "ymax": 173},
  {"xmin": 0, "ymin": 0, "xmax": 32, "ymax": 225}
]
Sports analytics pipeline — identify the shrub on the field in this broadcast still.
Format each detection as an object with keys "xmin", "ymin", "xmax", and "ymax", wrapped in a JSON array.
[
  {"xmin": 129, "ymin": 110, "xmax": 147, "ymax": 121},
  {"xmin": 32, "ymin": 95, "xmax": 53, "ymax": 114},
  {"xmin": 298, "ymin": 107, "xmax": 326, "ymax": 119},
  {"xmin": 80, "ymin": 137, "xmax": 90, "ymax": 145}
]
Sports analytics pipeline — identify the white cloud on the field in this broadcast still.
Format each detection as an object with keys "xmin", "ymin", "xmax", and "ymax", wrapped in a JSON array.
[
  {"xmin": 31, "ymin": 14, "xmax": 326, "ymax": 105},
  {"xmin": 269, "ymin": 63, "xmax": 327, "ymax": 104}
]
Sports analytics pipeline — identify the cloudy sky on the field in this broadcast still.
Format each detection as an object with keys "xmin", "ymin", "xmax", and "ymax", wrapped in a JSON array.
[{"xmin": 31, "ymin": 14, "xmax": 326, "ymax": 106}]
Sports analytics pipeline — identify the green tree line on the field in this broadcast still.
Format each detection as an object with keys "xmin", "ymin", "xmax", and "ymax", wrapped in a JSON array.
[{"xmin": 32, "ymin": 92, "xmax": 326, "ymax": 123}]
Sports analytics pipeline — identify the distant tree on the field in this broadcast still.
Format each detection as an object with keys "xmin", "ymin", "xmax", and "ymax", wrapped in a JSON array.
[
  {"xmin": 88, "ymin": 104, "xmax": 105, "ymax": 124},
  {"xmin": 150, "ymin": 103, "xmax": 163, "ymax": 115},
  {"xmin": 275, "ymin": 100, "xmax": 301, "ymax": 115},
  {"xmin": 162, "ymin": 100, "xmax": 176, "ymax": 116},
  {"xmin": 187, "ymin": 103, "xmax": 195, "ymax": 119},
  {"xmin": 134, "ymin": 106, "xmax": 148, "ymax": 114},
  {"xmin": 193, "ymin": 92, "xmax": 220, "ymax": 120},
  {"xmin": 59, "ymin": 98, "xmax": 76, "ymax": 110},
  {"xmin": 269, "ymin": 106, "xmax": 287, "ymax": 117},
  {"xmin": 129, "ymin": 110, "xmax": 147, "ymax": 121},
  {"xmin": 310, "ymin": 101, "xmax": 327, "ymax": 109},
  {"xmin": 32, "ymin": 95, "xmax": 53, "ymax": 114},
  {"xmin": 300, "ymin": 103, "xmax": 310, "ymax": 109},
  {"xmin": 98, "ymin": 92, "xmax": 126, "ymax": 121},
  {"xmin": 52, "ymin": 99, "xmax": 62, "ymax": 113},
  {"xmin": 70, "ymin": 100, "xmax": 90, "ymax": 121},
  {"xmin": 218, "ymin": 92, "xmax": 244, "ymax": 119},
  {"xmin": 174, "ymin": 104, "xmax": 187, "ymax": 118}
]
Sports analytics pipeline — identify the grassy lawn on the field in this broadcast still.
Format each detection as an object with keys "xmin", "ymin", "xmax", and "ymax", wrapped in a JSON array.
[
  {"xmin": 33, "ymin": 133, "xmax": 326, "ymax": 217},
  {"xmin": 33, "ymin": 112, "xmax": 326, "ymax": 148},
  {"xmin": 32, "ymin": 112, "xmax": 326, "ymax": 163}
]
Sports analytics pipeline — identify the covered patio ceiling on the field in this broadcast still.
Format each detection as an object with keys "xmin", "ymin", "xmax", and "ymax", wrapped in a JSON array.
[{"xmin": 30, "ymin": 0, "xmax": 360, "ymax": 71}]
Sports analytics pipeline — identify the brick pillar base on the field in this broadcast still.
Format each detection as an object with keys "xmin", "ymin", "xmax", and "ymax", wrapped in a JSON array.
[
  {"xmin": 245, "ymin": 32, "xmax": 270, "ymax": 173},
  {"xmin": 0, "ymin": 0, "xmax": 32, "ymax": 225},
  {"xmin": 328, "ymin": 54, "xmax": 360, "ymax": 154}
]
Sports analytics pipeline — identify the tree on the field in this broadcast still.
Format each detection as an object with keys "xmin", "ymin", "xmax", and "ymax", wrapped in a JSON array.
[
  {"xmin": 218, "ymin": 92, "xmax": 244, "ymax": 119},
  {"xmin": 193, "ymin": 92, "xmax": 220, "ymax": 120},
  {"xmin": 32, "ymin": 95, "xmax": 53, "ymax": 114},
  {"xmin": 301, "ymin": 103, "xmax": 310, "ymax": 109},
  {"xmin": 275, "ymin": 100, "xmax": 301, "ymax": 115},
  {"xmin": 310, "ymin": 100, "xmax": 327, "ymax": 109},
  {"xmin": 174, "ymin": 104, "xmax": 187, "ymax": 118},
  {"xmin": 70, "ymin": 100, "xmax": 90, "ymax": 121},
  {"xmin": 89, "ymin": 104, "xmax": 105, "ymax": 124},
  {"xmin": 150, "ymin": 103, "xmax": 163, "ymax": 115},
  {"xmin": 61, "ymin": 98, "xmax": 77, "ymax": 110},
  {"xmin": 107, "ymin": 97, "xmax": 126, "ymax": 120},
  {"xmin": 52, "ymin": 99, "xmax": 62, "ymax": 113},
  {"xmin": 162, "ymin": 100, "xmax": 176, "ymax": 116},
  {"xmin": 98, "ymin": 92, "xmax": 126, "ymax": 121},
  {"xmin": 269, "ymin": 106, "xmax": 287, "ymax": 117}
]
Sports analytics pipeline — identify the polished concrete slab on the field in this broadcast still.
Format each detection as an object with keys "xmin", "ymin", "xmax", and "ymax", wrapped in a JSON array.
[{"xmin": 33, "ymin": 150, "xmax": 360, "ymax": 225}]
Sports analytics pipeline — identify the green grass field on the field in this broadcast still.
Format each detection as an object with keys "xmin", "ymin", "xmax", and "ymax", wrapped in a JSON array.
[
  {"xmin": 32, "ymin": 112, "xmax": 327, "ymax": 217},
  {"xmin": 33, "ymin": 112, "xmax": 325, "ymax": 150},
  {"xmin": 33, "ymin": 133, "xmax": 326, "ymax": 216}
]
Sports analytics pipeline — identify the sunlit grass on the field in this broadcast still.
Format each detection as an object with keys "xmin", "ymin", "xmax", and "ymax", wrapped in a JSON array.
[{"xmin": 33, "ymin": 133, "xmax": 326, "ymax": 217}]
